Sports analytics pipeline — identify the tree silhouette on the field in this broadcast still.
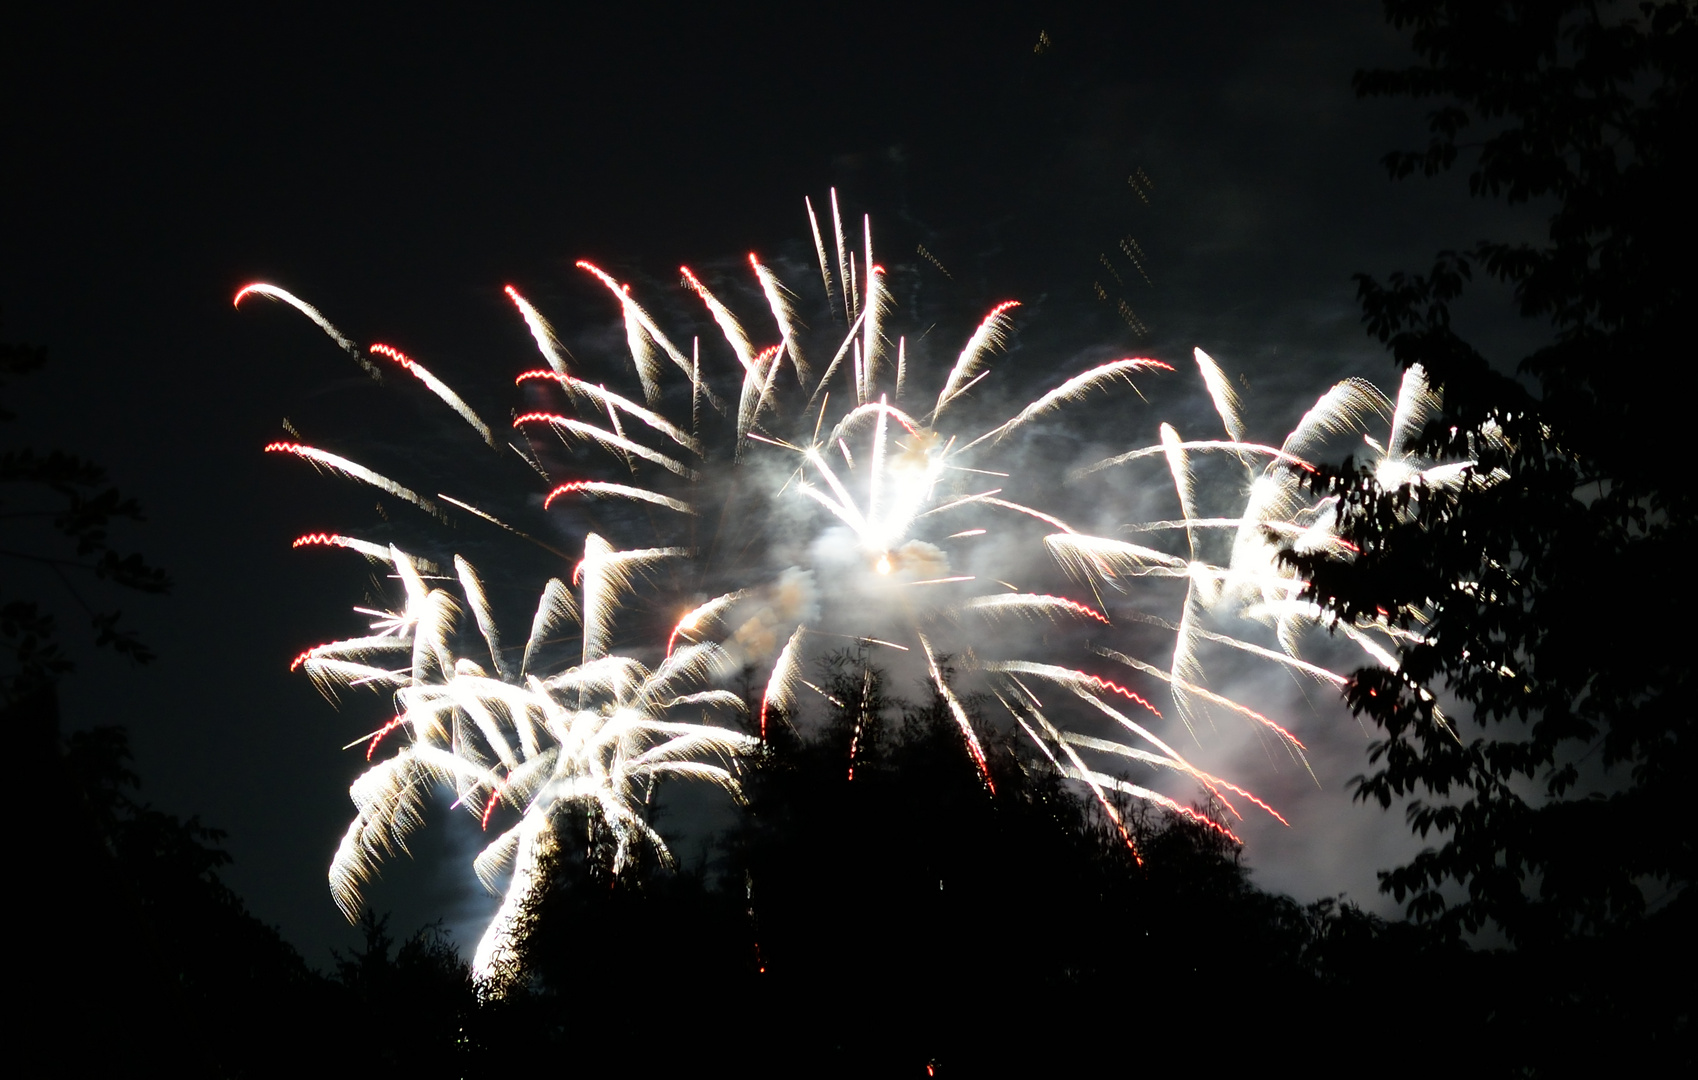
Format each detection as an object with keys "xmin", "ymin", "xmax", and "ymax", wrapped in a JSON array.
[
  {"xmin": 5, "ymin": 324, "xmax": 357, "ymax": 1076},
  {"xmin": 1283, "ymin": 0, "xmax": 1693, "ymax": 989},
  {"xmin": 2, "ymin": 315, "xmax": 170, "ymax": 705},
  {"xmin": 329, "ymin": 911, "xmax": 484, "ymax": 1076},
  {"xmin": 504, "ymin": 652, "xmax": 1389, "ymax": 1073},
  {"xmin": 58, "ymin": 724, "xmax": 348, "ymax": 1075}
]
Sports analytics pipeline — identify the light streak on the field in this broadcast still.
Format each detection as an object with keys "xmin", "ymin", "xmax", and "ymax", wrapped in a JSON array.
[
  {"xmin": 1091, "ymin": 645, "xmax": 1307, "ymax": 754},
  {"xmin": 480, "ymin": 782, "xmax": 505, "ymax": 830},
  {"xmin": 503, "ymin": 285, "xmax": 572, "ymax": 376},
  {"xmin": 665, "ymin": 592, "xmax": 744, "ymax": 657},
  {"xmin": 517, "ymin": 369, "xmax": 701, "ymax": 454},
  {"xmin": 544, "ymin": 480, "xmax": 695, "ymax": 515},
  {"xmin": 264, "ymin": 442, "xmax": 439, "ymax": 516},
  {"xmin": 369, "ymin": 344, "xmax": 494, "ymax": 445},
  {"xmin": 805, "ymin": 195, "xmax": 836, "ymax": 317},
  {"xmin": 986, "ymin": 661, "xmax": 1165, "ymax": 718},
  {"xmin": 762, "ymin": 626, "xmax": 807, "ymax": 741},
  {"xmin": 1192, "ymin": 347, "xmax": 1245, "ymax": 444},
  {"xmin": 962, "ymin": 593, "xmax": 1110, "ymax": 625},
  {"xmin": 750, "ymin": 253, "xmax": 807, "ymax": 384},
  {"xmin": 918, "ymin": 633, "xmax": 995, "ymax": 794},
  {"xmin": 934, "ymin": 301, "xmax": 1020, "ymax": 417},
  {"xmin": 515, "ymin": 413, "xmax": 698, "ymax": 479},
  {"xmin": 235, "ymin": 282, "xmax": 382, "ymax": 380},
  {"xmin": 1001, "ymin": 691, "xmax": 1139, "ymax": 859},
  {"xmin": 830, "ymin": 188, "xmax": 850, "ymax": 321},
  {"xmin": 292, "ymin": 532, "xmax": 391, "ymax": 561},
  {"xmin": 978, "ymin": 497, "xmax": 1077, "ymax": 535},
  {"xmin": 433, "ymin": 494, "xmax": 571, "ymax": 561},
  {"xmin": 965, "ymin": 357, "xmax": 1174, "ymax": 449}
]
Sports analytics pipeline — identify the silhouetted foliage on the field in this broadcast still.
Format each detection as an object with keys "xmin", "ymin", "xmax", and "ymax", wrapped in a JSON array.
[
  {"xmin": 327, "ymin": 911, "xmax": 488, "ymax": 1075},
  {"xmin": 38, "ymin": 709, "xmax": 509, "ymax": 1076},
  {"xmin": 1275, "ymin": 3, "xmax": 1694, "ymax": 1068},
  {"xmin": 41, "ymin": 721, "xmax": 342, "ymax": 1076},
  {"xmin": 5, "ymin": 323, "xmax": 321, "ymax": 1075},
  {"xmin": 505, "ymin": 652, "xmax": 1407, "ymax": 1073},
  {"xmin": 1286, "ymin": 0, "xmax": 1695, "ymax": 950},
  {"xmin": 28, "ymin": 651, "xmax": 1510, "ymax": 1074},
  {"xmin": 2, "ymin": 315, "xmax": 170, "ymax": 703}
]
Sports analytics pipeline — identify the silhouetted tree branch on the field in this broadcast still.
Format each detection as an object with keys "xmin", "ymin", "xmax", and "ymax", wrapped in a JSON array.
[
  {"xmin": 1288, "ymin": 0, "xmax": 1694, "ymax": 950},
  {"xmin": 2, "ymin": 316, "xmax": 170, "ymax": 702}
]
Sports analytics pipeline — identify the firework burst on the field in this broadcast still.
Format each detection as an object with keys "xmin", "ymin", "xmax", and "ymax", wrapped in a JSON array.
[{"xmin": 237, "ymin": 192, "xmax": 1452, "ymax": 978}]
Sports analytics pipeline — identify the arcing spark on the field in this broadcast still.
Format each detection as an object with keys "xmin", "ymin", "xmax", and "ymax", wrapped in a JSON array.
[
  {"xmin": 544, "ymin": 480, "xmax": 695, "ymax": 516},
  {"xmin": 917, "ymin": 632, "xmax": 995, "ymax": 793},
  {"xmin": 934, "ymin": 301, "xmax": 1021, "ymax": 418},
  {"xmin": 263, "ymin": 442, "xmax": 440, "ymax": 517},
  {"xmin": 963, "ymin": 357, "xmax": 1174, "ymax": 450},
  {"xmin": 234, "ymin": 283, "xmax": 383, "ymax": 380},
  {"xmin": 370, "ymin": 344, "xmax": 495, "ymax": 447}
]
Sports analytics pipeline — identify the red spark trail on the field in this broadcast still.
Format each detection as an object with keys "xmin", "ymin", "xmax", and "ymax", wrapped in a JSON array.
[
  {"xmin": 543, "ymin": 482, "xmax": 593, "ymax": 509},
  {"xmin": 1034, "ymin": 594, "xmax": 1111, "ymax": 624},
  {"xmin": 1079, "ymin": 674, "xmax": 1163, "ymax": 718},
  {"xmin": 1171, "ymin": 804, "xmax": 1243, "ymax": 845},
  {"xmin": 1211, "ymin": 779, "xmax": 1290, "ymax": 827},
  {"xmin": 481, "ymin": 783, "xmax": 505, "ymax": 830},
  {"xmin": 366, "ymin": 716, "xmax": 406, "ymax": 761},
  {"xmin": 368, "ymin": 343, "xmax": 416, "ymax": 370},
  {"xmin": 513, "ymin": 412, "xmax": 562, "ymax": 427}
]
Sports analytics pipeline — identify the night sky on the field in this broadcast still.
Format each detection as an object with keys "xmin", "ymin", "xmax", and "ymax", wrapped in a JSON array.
[{"xmin": 5, "ymin": 2, "xmax": 1544, "ymax": 962}]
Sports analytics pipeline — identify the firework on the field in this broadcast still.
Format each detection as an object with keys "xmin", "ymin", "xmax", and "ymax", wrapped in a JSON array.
[
  {"xmin": 1070, "ymin": 355, "xmax": 1492, "ymax": 736},
  {"xmin": 239, "ymin": 192, "xmax": 1448, "ymax": 978},
  {"xmin": 304, "ymin": 537, "xmax": 754, "ymax": 978}
]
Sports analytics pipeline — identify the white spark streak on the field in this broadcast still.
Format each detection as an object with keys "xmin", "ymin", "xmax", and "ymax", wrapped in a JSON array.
[
  {"xmin": 235, "ymin": 283, "xmax": 382, "ymax": 379},
  {"xmin": 370, "ymin": 344, "xmax": 494, "ymax": 446},
  {"xmin": 264, "ymin": 442, "xmax": 439, "ymax": 516},
  {"xmin": 934, "ymin": 301, "xmax": 1020, "ymax": 418}
]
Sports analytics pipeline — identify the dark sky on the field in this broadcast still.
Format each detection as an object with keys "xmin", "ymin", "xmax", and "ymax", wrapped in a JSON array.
[{"xmin": 4, "ymin": 2, "xmax": 1544, "ymax": 961}]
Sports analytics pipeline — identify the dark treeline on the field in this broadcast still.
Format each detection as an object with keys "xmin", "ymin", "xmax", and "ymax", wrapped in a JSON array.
[
  {"xmin": 510, "ymin": 652, "xmax": 1357, "ymax": 1072},
  {"xmin": 29, "ymin": 648, "xmax": 1679, "ymax": 1076}
]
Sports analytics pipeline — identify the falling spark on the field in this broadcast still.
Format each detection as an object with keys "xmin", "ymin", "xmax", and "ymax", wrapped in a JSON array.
[
  {"xmin": 961, "ymin": 593, "xmax": 1110, "ymax": 625},
  {"xmin": 544, "ymin": 480, "xmax": 695, "ymax": 515},
  {"xmin": 264, "ymin": 442, "xmax": 439, "ymax": 516},
  {"xmin": 762, "ymin": 626, "xmax": 807, "ymax": 740},
  {"xmin": 292, "ymin": 532, "xmax": 391, "ymax": 561},
  {"xmin": 934, "ymin": 301, "xmax": 1021, "ymax": 417},
  {"xmin": 370, "ymin": 344, "xmax": 494, "ymax": 445},
  {"xmin": 235, "ymin": 283, "xmax": 383, "ymax": 380},
  {"xmin": 918, "ymin": 633, "xmax": 995, "ymax": 793},
  {"xmin": 965, "ymin": 358, "xmax": 1173, "ymax": 449}
]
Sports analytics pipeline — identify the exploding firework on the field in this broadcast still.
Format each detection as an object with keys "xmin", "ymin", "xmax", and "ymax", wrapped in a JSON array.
[
  {"xmin": 299, "ymin": 538, "xmax": 754, "ymax": 976},
  {"xmin": 239, "ymin": 193, "xmax": 1452, "ymax": 977}
]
